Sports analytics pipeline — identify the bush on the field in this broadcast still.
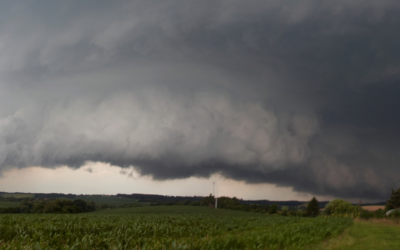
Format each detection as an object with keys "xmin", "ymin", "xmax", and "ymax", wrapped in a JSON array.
[
  {"xmin": 374, "ymin": 209, "xmax": 386, "ymax": 219},
  {"xmin": 388, "ymin": 210, "xmax": 400, "ymax": 218},
  {"xmin": 324, "ymin": 199, "xmax": 357, "ymax": 216},
  {"xmin": 269, "ymin": 204, "xmax": 278, "ymax": 214},
  {"xmin": 359, "ymin": 209, "xmax": 374, "ymax": 219}
]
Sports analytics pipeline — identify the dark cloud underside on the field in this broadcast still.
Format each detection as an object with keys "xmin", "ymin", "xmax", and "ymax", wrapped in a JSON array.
[{"xmin": 1, "ymin": 0, "xmax": 400, "ymax": 199}]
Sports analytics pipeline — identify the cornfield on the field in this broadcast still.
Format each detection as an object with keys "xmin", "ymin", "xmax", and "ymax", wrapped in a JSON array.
[{"xmin": 0, "ymin": 209, "xmax": 352, "ymax": 249}]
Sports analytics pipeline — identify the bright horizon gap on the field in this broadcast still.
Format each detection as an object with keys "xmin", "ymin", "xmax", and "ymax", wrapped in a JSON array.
[{"xmin": 0, "ymin": 161, "xmax": 381, "ymax": 203}]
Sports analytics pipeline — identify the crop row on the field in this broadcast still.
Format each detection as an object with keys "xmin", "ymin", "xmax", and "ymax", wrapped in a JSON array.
[{"xmin": 0, "ymin": 213, "xmax": 352, "ymax": 249}]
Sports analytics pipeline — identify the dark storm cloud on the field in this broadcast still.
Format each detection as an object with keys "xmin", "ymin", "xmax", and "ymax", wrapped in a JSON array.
[{"xmin": 1, "ymin": 0, "xmax": 400, "ymax": 200}]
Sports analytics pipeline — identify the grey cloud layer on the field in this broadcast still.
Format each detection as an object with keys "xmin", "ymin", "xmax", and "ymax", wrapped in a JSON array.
[{"xmin": 1, "ymin": 0, "xmax": 400, "ymax": 199}]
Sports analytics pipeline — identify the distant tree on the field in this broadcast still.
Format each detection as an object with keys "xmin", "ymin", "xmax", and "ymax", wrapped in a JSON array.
[
  {"xmin": 324, "ymin": 199, "xmax": 356, "ymax": 216},
  {"xmin": 386, "ymin": 188, "xmax": 400, "ymax": 210},
  {"xmin": 43, "ymin": 201, "xmax": 61, "ymax": 213},
  {"xmin": 269, "ymin": 204, "xmax": 278, "ymax": 214},
  {"xmin": 32, "ymin": 201, "xmax": 45, "ymax": 213},
  {"xmin": 72, "ymin": 199, "xmax": 87, "ymax": 212},
  {"xmin": 201, "ymin": 194, "xmax": 215, "ymax": 207},
  {"xmin": 306, "ymin": 197, "xmax": 319, "ymax": 217}
]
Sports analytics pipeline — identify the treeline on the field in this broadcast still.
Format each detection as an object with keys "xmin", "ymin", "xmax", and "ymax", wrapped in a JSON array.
[
  {"xmin": 1, "ymin": 192, "xmax": 334, "ymax": 208},
  {"xmin": 117, "ymin": 193, "xmax": 319, "ymax": 208},
  {"xmin": 359, "ymin": 209, "xmax": 387, "ymax": 219},
  {"xmin": 156, "ymin": 195, "xmax": 283, "ymax": 214},
  {"xmin": 117, "ymin": 193, "xmax": 203, "ymax": 202},
  {"xmin": 240, "ymin": 199, "xmax": 328, "ymax": 208},
  {"xmin": 357, "ymin": 187, "xmax": 400, "ymax": 219},
  {"xmin": 0, "ymin": 199, "xmax": 95, "ymax": 214},
  {"xmin": 0, "ymin": 193, "xmax": 77, "ymax": 203},
  {"xmin": 98, "ymin": 203, "xmax": 143, "ymax": 210},
  {"xmin": 34, "ymin": 193, "xmax": 76, "ymax": 199},
  {"xmin": 202, "ymin": 195, "xmax": 273, "ymax": 213},
  {"xmin": 163, "ymin": 195, "xmax": 327, "ymax": 217},
  {"xmin": 0, "ymin": 197, "xmax": 27, "ymax": 202}
]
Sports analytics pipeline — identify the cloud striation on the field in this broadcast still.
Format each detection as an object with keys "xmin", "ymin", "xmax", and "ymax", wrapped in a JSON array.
[{"xmin": 1, "ymin": 0, "xmax": 400, "ymax": 199}]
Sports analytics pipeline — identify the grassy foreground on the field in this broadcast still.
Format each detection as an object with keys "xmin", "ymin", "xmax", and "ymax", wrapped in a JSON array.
[
  {"xmin": 0, "ymin": 206, "xmax": 352, "ymax": 249},
  {"xmin": 314, "ymin": 219, "xmax": 400, "ymax": 250}
]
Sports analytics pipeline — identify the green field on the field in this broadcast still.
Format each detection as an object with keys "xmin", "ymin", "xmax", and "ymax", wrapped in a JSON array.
[
  {"xmin": 94, "ymin": 205, "xmax": 245, "ymax": 215},
  {"xmin": 1, "ymin": 193, "xmax": 34, "ymax": 199},
  {"xmin": 314, "ymin": 220, "xmax": 400, "ymax": 250},
  {"xmin": 0, "ymin": 193, "xmax": 142, "ymax": 207},
  {"xmin": 0, "ymin": 206, "xmax": 352, "ymax": 249},
  {"xmin": 77, "ymin": 195, "xmax": 144, "ymax": 207},
  {"xmin": 0, "ymin": 201, "xmax": 20, "ymax": 208},
  {"xmin": 39, "ymin": 195, "xmax": 145, "ymax": 207}
]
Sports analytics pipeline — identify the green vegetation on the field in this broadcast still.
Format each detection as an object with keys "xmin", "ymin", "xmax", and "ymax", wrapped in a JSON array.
[
  {"xmin": 324, "ymin": 199, "xmax": 359, "ymax": 217},
  {"xmin": 95, "ymin": 205, "xmax": 265, "ymax": 216},
  {"xmin": 359, "ymin": 209, "xmax": 387, "ymax": 220},
  {"xmin": 0, "ymin": 201, "xmax": 19, "ymax": 208},
  {"xmin": 307, "ymin": 197, "xmax": 320, "ymax": 217},
  {"xmin": 0, "ymin": 199, "xmax": 95, "ymax": 214},
  {"xmin": 181, "ymin": 195, "xmax": 277, "ymax": 214},
  {"xmin": 386, "ymin": 188, "xmax": 400, "ymax": 210},
  {"xmin": 0, "ymin": 193, "xmax": 144, "ymax": 212},
  {"xmin": 1, "ymin": 193, "xmax": 34, "ymax": 199},
  {"xmin": 0, "ymin": 206, "xmax": 352, "ymax": 249},
  {"xmin": 76, "ymin": 195, "xmax": 143, "ymax": 208},
  {"xmin": 269, "ymin": 204, "xmax": 278, "ymax": 214},
  {"xmin": 315, "ymin": 220, "xmax": 400, "ymax": 250},
  {"xmin": 35, "ymin": 195, "xmax": 141, "ymax": 208},
  {"xmin": 0, "ymin": 192, "xmax": 322, "ymax": 213},
  {"xmin": 3, "ymin": 191, "xmax": 400, "ymax": 249}
]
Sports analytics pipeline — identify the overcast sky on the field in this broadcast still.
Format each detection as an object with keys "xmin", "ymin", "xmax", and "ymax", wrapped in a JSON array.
[{"xmin": 1, "ymin": 0, "xmax": 400, "ymax": 201}]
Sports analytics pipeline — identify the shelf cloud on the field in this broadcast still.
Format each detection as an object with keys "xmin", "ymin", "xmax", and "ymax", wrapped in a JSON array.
[{"xmin": 1, "ymin": 0, "xmax": 400, "ymax": 199}]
